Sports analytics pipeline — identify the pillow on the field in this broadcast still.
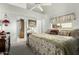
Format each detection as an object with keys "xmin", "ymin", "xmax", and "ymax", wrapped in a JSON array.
[
  {"xmin": 71, "ymin": 29, "xmax": 79, "ymax": 39},
  {"xmin": 58, "ymin": 30, "xmax": 72, "ymax": 36},
  {"xmin": 50, "ymin": 29, "xmax": 59, "ymax": 35}
]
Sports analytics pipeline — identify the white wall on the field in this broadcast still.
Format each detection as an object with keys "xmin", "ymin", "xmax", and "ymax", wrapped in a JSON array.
[
  {"xmin": 0, "ymin": 13, "xmax": 27, "ymax": 44},
  {"xmin": 47, "ymin": 3, "xmax": 79, "ymax": 29},
  {"xmin": 26, "ymin": 16, "xmax": 50, "ymax": 33},
  {"xmin": 0, "ymin": 3, "xmax": 48, "ymax": 44}
]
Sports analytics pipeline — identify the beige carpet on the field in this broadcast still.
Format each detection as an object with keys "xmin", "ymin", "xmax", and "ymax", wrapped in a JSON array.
[{"xmin": 9, "ymin": 41, "xmax": 34, "ymax": 55}]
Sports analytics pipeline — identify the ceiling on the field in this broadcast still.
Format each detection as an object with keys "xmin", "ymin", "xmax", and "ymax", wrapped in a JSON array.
[
  {"xmin": 8, "ymin": 3, "xmax": 27, "ymax": 9},
  {"xmin": 8, "ymin": 3, "xmax": 79, "ymax": 17},
  {"xmin": 8, "ymin": 3, "xmax": 53, "ymax": 13}
]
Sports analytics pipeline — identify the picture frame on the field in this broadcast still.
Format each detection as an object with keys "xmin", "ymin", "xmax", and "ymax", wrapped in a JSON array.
[{"xmin": 28, "ymin": 19, "xmax": 36, "ymax": 27}]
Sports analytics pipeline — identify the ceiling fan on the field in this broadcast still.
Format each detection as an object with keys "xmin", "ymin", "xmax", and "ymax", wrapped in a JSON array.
[{"xmin": 30, "ymin": 3, "xmax": 52, "ymax": 12}]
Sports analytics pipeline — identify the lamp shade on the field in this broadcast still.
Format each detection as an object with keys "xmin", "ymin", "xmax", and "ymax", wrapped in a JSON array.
[{"xmin": 2, "ymin": 19, "xmax": 10, "ymax": 26}]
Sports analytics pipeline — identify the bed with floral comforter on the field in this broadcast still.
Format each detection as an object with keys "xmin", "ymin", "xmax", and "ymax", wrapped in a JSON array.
[{"xmin": 29, "ymin": 33, "xmax": 79, "ymax": 55}]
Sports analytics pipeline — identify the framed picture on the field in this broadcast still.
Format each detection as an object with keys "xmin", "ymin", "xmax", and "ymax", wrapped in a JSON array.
[{"xmin": 28, "ymin": 19, "xmax": 36, "ymax": 27}]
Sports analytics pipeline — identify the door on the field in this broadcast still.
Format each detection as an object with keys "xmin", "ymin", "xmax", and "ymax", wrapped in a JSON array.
[{"xmin": 17, "ymin": 19, "xmax": 24, "ymax": 38}]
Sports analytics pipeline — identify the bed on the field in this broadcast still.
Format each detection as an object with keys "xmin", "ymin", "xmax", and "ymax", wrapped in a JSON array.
[{"xmin": 29, "ymin": 33, "xmax": 79, "ymax": 55}]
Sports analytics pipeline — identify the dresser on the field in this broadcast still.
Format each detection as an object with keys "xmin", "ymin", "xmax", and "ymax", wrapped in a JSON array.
[
  {"xmin": 0, "ymin": 34, "xmax": 6, "ymax": 53},
  {"xmin": 0, "ymin": 39, "xmax": 5, "ymax": 52},
  {"xmin": 0, "ymin": 32, "xmax": 10, "ymax": 55}
]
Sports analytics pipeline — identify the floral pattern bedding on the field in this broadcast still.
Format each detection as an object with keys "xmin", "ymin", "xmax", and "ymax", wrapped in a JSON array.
[{"xmin": 29, "ymin": 33, "xmax": 79, "ymax": 55}]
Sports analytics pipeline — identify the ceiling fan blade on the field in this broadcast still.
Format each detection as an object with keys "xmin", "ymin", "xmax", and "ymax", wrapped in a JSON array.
[
  {"xmin": 30, "ymin": 5, "xmax": 37, "ymax": 10},
  {"xmin": 37, "ymin": 5, "xmax": 43, "ymax": 11}
]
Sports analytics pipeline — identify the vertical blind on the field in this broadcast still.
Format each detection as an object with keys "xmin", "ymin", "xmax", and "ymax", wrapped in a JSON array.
[{"xmin": 51, "ymin": 13, "xmax": 76, "ymax": 24}]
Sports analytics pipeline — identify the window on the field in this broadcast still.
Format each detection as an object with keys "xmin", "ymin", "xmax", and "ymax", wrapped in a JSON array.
[
  {"xmin": 52, "ymin": 13, "xmax": 75, "ymax": 23},
  {"xmin": 51, "ymin": 13, "xmax": 75, "ymax": 29},
  {"xmin": 61, "ymin": 23, "xmax": 72, "ymax": 28},
  {"xmin": 57, "ymin": 23, "xmax": 72, "ymax": 29}
]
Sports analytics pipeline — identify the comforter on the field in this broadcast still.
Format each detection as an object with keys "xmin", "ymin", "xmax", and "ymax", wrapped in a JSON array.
[{"xmin": 29, "ymin": 33, "xmax": 79, "ymax": 55}]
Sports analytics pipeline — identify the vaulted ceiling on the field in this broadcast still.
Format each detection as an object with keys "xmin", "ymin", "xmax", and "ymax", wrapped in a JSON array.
[{"xmin": 8, "ymin": 3, "xmax": 79, "ymax": 18}]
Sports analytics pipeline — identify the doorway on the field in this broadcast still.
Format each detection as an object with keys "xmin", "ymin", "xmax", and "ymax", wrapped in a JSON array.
[{"xmin": 17, "ymin": 19, "xmax": 24, "ymax": 39}]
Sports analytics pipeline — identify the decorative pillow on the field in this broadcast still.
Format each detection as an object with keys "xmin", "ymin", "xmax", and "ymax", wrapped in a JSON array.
[
  {"xmin": 50, "ymin": 29, "xmax": 59, "ymax": 35},
  {"xmin": 71, "ymin": 29, "xmax": 79, "ymax": 39},
  {"xmin": 58, "ymin": 30, "xmax": 72, "ymax": 36}
]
